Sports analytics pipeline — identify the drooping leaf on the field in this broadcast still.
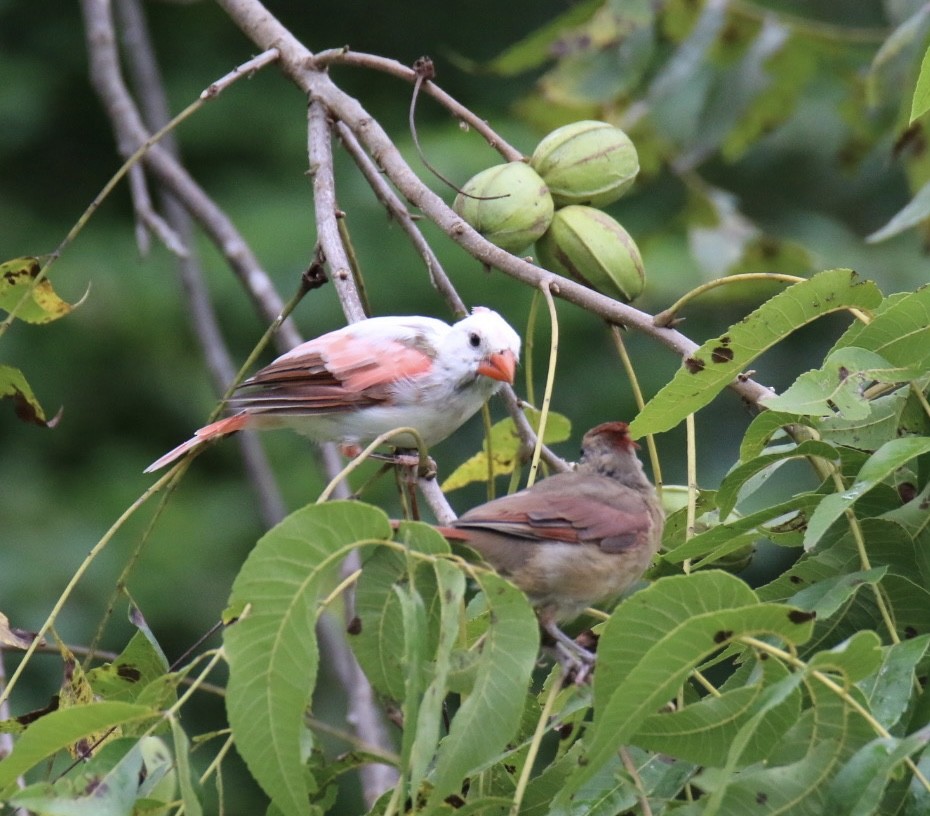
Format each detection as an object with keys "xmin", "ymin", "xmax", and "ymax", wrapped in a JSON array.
[
  {"xmin": 762, "ymin": 347, "xmax": 923, "ymax": 420},
  {"xmin": 0, "ymin": 256, "xmax": 78, "ymax": 323},
  {"xmin": 858, "ymin": 635, "xmax": 930, "ymax": 731},
  {"xmin": 87, "ymin": 607, "xmax": 171, "ymax": 706},
  {"xmin": 350, "ymin": 522, "xmax": 448, "ymax": 701},
  {"xmin": 477, "ymin": 0, "xmax": 603, "ymax": 76},
  {"xmin": 170, "ymin": 717, "xmax": 203, "ymax": 816},
  {"xmin": 629, "ymin": 270, "xmax": 883, "ymax": 437},
  {"xmin": 426, "ymin": 571, "xmax": 538, "ymax": 808},
  {"xmin": 824, "ymin": 729, "xmax": 930, "ymax": 816},
  {"xmin": 9, "ymin": 737, "xmax": 145, "ymax": 816},
  {"xmin": 0, "ymin": 364, "xmax": 59, "ymax": 428},
  {"xmin": 633, "ymin": 658, "xmax": 800, "ymax": 767},
  {"xmin": 0, "ymin": 702, "xmax": 158, "ymax": 795},
  {"xmin": 552, "ymin": 572, "xmax": 815, "ymax": 806},
  {"xmin": 807, "ymin": 630, "xmax": 884, "ymax": 683},
  {"xmin": 868, "ymin": 178, "xmax": 930, "ymax": 242},
  {"xmin": 911, "ymin": 45, "xmax": 930, "ymax": 122},
  {"xmin": 716, "ymin": 439, "xmax": 838, "ymax": 518},
  {"xmin": 224, "ymin": 501, "xmax": 391, "ymax": 816},
  {"xmin": 408, "ymin": 559, "xmax": 466, "ymax": 796},
  {"xmin": 803, "ymin": 436, "xmax": 930, "ymax": 550},
  {"xmin": 0, "ymin": 611, "xmax": 38, "ymax": 649}
]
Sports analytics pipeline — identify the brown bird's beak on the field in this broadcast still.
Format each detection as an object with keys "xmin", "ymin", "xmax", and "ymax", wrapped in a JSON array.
[{"xmin": 477, "ymin": 349, "xmax": 517, "ymax": 384}]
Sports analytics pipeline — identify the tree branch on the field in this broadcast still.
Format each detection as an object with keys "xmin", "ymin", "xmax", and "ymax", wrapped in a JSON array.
[
  {"xmin": 113, "ymin": 0, "xmax": 288, "ymax": 526},
  {"xmin": 80, "ymin": 0, "xmax": 302, "ymax": 353},
  {"xmin": 213, "ymin": 0, "xmax": 776, "ymax": 414}
]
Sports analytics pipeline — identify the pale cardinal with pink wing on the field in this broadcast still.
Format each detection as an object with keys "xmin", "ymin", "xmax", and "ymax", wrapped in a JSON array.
[{"xmin": 145, "ymin": 308, "xmax": 520, "ymax": 472}]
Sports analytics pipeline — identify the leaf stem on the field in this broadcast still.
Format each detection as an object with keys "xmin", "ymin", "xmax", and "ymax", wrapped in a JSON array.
[
  {"xmin": 510, "ymin": 666, "xmax": 563, "ymax": 816},
  {"xmin": 526, "ymin": 280, "xmax": 559, "ymax": 489},
  {"xmin": 740, "ymin": 635, "xmax": 930, "ymax": 793}
]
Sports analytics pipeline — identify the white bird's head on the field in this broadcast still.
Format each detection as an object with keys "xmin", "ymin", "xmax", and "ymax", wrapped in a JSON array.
[{"xmin": 446, "ymin": 307, "xmax": 521, "ymax": 389}]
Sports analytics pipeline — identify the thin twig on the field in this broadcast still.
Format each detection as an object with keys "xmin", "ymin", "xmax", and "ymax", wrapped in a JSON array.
[
  {"xmin": 335, "ymin": 121, "xmax": 466, "ymax": 314},
  {"xmin": 80, "ymin": 0, "xmax": 300, "ymax": 352},
  {"xmin": 311, "ymin": 48, "xmax": 524, "ymax": 162},
  {"xmin": 213, "ymin": 0, "xmax": 776, "ymax": 415},
  {"xmin": 113, "ymin": 0, "xmax": 287, "ymax": 527},
  {"xmin": 307, "ymin": 101, "xmax": 367, "ymax": 322}
]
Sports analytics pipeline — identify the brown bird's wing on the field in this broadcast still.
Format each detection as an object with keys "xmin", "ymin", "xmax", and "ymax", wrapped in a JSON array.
[
  {"xmin": 453, "ymin": 482, "xmax": 653, "ymax": 554},
  {"xmin": 231, "ymin": 332, "xmax": 433, "ymax": 416}
]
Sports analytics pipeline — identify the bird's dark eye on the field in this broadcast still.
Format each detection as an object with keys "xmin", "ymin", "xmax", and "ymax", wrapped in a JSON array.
[{"xmin": 468, "ymin": 332, "xmax": 481, "ymax": 348}]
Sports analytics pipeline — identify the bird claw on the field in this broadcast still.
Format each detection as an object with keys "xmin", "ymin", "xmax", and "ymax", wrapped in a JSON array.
[{"xmin": 543, "ymin": 622, "xmax": 597, "ymax": 685}]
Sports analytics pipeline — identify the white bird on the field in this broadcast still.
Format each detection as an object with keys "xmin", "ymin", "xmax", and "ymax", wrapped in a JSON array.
[{"xmin": 144, "ymin": 308, "xmax": 521, "ymax": 472}]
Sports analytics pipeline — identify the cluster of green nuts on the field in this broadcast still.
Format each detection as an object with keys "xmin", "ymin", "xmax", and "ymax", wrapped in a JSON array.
[{"xmin": 453, "ymin": 120, "xmax": 645, "ymax": 302}]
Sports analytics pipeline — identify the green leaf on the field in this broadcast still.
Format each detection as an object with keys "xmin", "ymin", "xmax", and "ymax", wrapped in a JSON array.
[
  {"xmin": 738, "ymin": 410, "xmax": 807, "ymax": 461},
  {"xmin": 426, "ymin": 571, "xmax": 538, "ymax": 808},
  {"xmin": 441, "ymin": 407, "xmax": 571, "ymax": 492},
  {"xmin": 350, "ymin": 522, "xmax": 449, "ymax": 701},
  {"xmin": 762, "ymin": 347, "xmax": 921, "ymax": 419},
  {"xmin": 825, "ymin": 730, "xmax": 930, "ymax": 816},
  {"xmin": 224, "ymin": 501, "xmax": 391, "ymax": 816},
  {"xmin": 477, "ymin": 0, "xmax": 603, "ymax": 76},
  {"xmin": 629, "ymin": 270, "xmax": 883, "ymax": 437},
  {"xmin": 788, "ymin": 568, "xmax": 887, "ymax": 622},
  {"xmin": 170, "ymin": 717, "xmax": 203, "ymax": 816},
  {"xmin": 831, "ymin": 286, "xmax": 930, "ymax": 371},
  {"xmin": 663, "ymin": 494, "xmax": 820, "ymax": 564},
  {"xmin": 0, "ymin": 364, "xmax": 59, "ymax": 428},
  {"xmin": 87, "ymin": 607, "xmax": 171, "ymax": 705},
  {"xmin": 9, "ymin": 739, "xmax": 144, "ymax": 816},
  {"xmin": 912, "ymin": 46, "xmax": 930, "ymax": 122},
  {"xmin": 803, "ymin": 436, "xmax": 930, "ymax": 550},
  {"xmin": 553, "ymin": 572, "xmax": 815, "ymax": 807},
  {"xmin": 408, "ymin": 559, "xmax": 465, "ymax": 796},
  {"xmin": 633, "ymin": 658, "xmax": 800, "ymax": 767},
  {"xmin": 868, "ymin": 178, "xmax": 930, "ymax": 242},
  {"xmin": 0, "ymin": 702, "xmax": 158, "ymax": 795},
  {"xmin": 816, "ymin": 388, "xmax": 912, "ymax": 452},
  {"xmin": 807, "ymin": 630, "xmax": 884, "ymax": 683},
  {"xmin": 858, "ymin": 636, "xmax": 930, "ymax": 730},
  {"xmin": 717, "ymin": 440, "xmax": 838, "ymax": 518},
  {"xmin": 0, "ymin": 256, "xmax": 77, "ymax": 323}
]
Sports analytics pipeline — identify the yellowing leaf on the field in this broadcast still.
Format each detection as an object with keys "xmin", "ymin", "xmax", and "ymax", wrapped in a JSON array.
[
  {"xmin": 0, "ymin": 364, "xmax": 60, "ymax": 427},
  {"xmin": 441, "ymin": 407, "xmax": 571, "ymax": 492},
  {"xmin": 0, "ymin": 256, "xmax": 78, "ymax": 324}
]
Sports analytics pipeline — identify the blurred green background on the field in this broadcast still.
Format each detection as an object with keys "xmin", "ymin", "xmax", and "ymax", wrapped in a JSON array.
[{"xmin": 2, "ymin": 0, "xmax": 928, "ymax": 811}]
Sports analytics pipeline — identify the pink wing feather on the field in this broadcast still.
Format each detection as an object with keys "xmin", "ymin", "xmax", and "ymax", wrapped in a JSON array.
[{"xmin": 231, "ymin": 331, "xmax": 434, "ymax": 414}]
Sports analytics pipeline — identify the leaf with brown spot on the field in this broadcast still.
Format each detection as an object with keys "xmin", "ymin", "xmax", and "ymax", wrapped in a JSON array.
[
  {"xmin": 630, "ymin": 270, "xmax": 883, "ymax": 437},
  {"xmin": 0, "ymin": 256, "xmax": 80, "ymax": 324},
  {"xmin": 0, "ymin": 364, "xmax": 60, "ymax": 428},
  {"xmin": 0, "ymin": 611, "xmax": 39, "ymax": 649}
]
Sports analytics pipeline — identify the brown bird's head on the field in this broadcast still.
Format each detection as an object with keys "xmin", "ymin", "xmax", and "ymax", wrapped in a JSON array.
[{"xmin": 579, "ymin": 421, "xmax": 650, "ymax": 488}]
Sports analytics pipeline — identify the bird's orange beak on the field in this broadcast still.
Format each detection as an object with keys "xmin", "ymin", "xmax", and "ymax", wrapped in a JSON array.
[{"xmin": 477, "ymin": 349, "xmax": 517, "ymax": 384}]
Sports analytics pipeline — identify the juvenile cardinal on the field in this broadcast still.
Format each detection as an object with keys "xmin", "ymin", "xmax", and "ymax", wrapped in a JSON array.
[
  {"xmin": 442, "ymin": 421, "xmax": 663, "ymax": 673},
  {"xmin": 145, "ymin": 308, "xmax": 520, "ymax": 472}
]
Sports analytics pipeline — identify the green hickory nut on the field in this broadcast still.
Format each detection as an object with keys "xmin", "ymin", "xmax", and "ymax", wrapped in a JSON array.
[
  {"xmin": 530, "ymin": 120, "xmax": 639, "ymax": 207},
  {"xmin": 454, "ymin": 162, "xmax": 554, "ymax": 254},
  {"xmin": 535, "ymin": 205, "xmax": 644, "ymax": 302}
]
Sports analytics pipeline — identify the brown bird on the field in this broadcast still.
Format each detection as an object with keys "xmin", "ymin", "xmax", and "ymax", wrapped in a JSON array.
[{"xmin": 442, "ymin": 421, "xmax": 664, "ymax": 676}]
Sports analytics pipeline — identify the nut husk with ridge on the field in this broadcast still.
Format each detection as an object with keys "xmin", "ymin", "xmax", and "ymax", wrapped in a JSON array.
[
  {"xmin": 535, "ymin": 205, "xmax": 644, "ymax": 302},
  {"xmin": 453, "ymin": 162, "xmax": 554, "ymax": 254},
  {"xmin": 530, "ymin": 120, "xmax": 639, "ymax": 207}
]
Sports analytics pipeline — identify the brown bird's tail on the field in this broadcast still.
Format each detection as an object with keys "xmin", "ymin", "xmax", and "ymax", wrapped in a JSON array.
[{"xmin": 144, "ymin": 412, "xmax": 250, "ymax": 473}]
